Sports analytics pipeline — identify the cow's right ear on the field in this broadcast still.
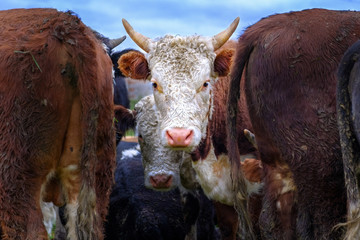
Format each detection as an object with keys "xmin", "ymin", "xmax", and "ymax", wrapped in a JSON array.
[
  {"xmin": 114, "ymin": 104, "xmax": 137, "ymax": 133},
  {"xmin": 118, "ymin": 51, "xmax": 150, "ymax": 80}
]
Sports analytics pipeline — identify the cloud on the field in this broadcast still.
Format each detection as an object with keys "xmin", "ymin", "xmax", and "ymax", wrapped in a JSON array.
[{"xmin": 1, "ymin": 0, "xmax": 358, "ymax": 51}]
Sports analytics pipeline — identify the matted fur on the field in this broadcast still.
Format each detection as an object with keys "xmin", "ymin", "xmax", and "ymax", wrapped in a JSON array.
[
  {"xmin": 228, "ymin": 8, "xmax": 360, "ymax": 239},
  {"xmin": 0, "ymin": 8, "xmax": 115, "ymax": 240},
  {"xmin": 336, "ymin": 39, "xmax": 360, "ymax": 240}
]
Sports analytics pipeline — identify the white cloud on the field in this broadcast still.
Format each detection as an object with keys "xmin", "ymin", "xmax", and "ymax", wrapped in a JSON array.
[{"xmin": 1, "ymin": 0, "xmax": 358, "ymax": 51}]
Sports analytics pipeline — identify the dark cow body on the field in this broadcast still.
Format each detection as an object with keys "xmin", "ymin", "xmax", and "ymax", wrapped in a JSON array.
[
  {"xmin": 105, "ymin": 141, "xmax": 219, "ymax": 240},
  {"xmin": 337, "ymin": 39, "xmax": 360, "ymax": 240},
  {"xmin": 0, "ymin": 8, "xmax": 115, "ymax": 239},
  {"xmin": 228, "ymin": 8, "xmax": 360, "ymax": 239},
  {"xmin": 111, "ymin": 50, "xmax": 132, "ymax": 144}
]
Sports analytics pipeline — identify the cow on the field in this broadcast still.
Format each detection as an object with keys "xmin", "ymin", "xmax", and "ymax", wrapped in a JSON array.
[
  {"xmin": 0, "ymin": 8, "xmax": 116, "ymax": 240},
  {"xmin": 111, "ymin": 49, "xmax": 132, "ymax": 144},
  {"xmin": 104, "ymin": 140, "xmax": 219, "ymax": 240},
  {"xmin": 227, "ymin": 8, "xmax": 360, "ymax": 239},
  {"xmin": 337, "ymin": 39, "xmax": 360, "ymax": 240},
  {"xmin": 115, "ymin": 90, "xmax": 264, "ymax": 240},
  {"xmin": 117, "ymin": 19, "xmax": 263, "ymax": 239}
]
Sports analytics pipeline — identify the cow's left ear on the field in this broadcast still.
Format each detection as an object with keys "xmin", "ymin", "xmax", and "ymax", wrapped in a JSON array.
[
  {"xmin": 114, "ymin": 104, "xmax": 137, "ymax": 132},
  {"xmin": 118, "ymin": 50, "xmax": 150, "ymax": 80},
  {"xmin": 214, "ymin": 48, "xmax": 235, "ymax": 76}
]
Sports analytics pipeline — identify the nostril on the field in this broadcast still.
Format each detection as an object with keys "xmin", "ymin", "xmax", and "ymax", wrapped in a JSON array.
[
  {"xmin": 185, "ymin": 130, "xmax": 193, "ymax": 140},
  {"xmin": 164, "ymin": 175, "xmax": 173, "ymax": 186},
  {"xmin": 184, "ymin": 130, "xmax": 194, "ymax": 144},
  {"xmin": 150, "ymin": 176, "xmax": 157, "ymax": 186},
  {"xmin": 166, "ymin": 130, "xmax": 175, "ymax": 145}
]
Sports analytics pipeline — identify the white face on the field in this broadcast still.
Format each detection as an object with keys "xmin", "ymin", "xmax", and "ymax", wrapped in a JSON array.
[
  {"xmin": 135, "ymin": 95, "xmax": 183, "ymax": 191},
  {"xmin": 147, "ymin": 35, "xmax": 217, "ymax": 151}
]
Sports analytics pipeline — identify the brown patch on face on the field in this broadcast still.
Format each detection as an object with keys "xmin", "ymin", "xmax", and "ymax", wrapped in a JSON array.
[
  {"xmin": 118, "ymin": 51, "xmax": 150, "ymax": 79},
  {"xmin": 212, "ymin": 154, "xmax": 231, "ymax": 178},
  {"xmin": 191, "ymin": 126, "xmax": 212, "ymax": 161}
]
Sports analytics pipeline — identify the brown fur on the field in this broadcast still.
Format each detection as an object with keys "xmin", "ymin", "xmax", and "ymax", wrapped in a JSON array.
[
  {"xmin": 118, "ymin": 50, "xmax": 150, "ymax": 79},
  {"xmin": 0, "ymin": 8, "xmax": 115, "ymax": 240},
  {"xmin": 228, "ymin": 8, "xmax": 360, "ymax": 239},
  {"xmin": 192, "ymin": 59, "xmax": 261, "ymax": 239},
  {"xmin": 241, "ymin": 158, "xmax": 262, "ymax": 183},
  {"xmin": 337, "ymin": 40, "xmax": 360, "ymax": 239},
  {"xmin": 214, "ymin": 49, "xmax": 235, "ymax": 76}
]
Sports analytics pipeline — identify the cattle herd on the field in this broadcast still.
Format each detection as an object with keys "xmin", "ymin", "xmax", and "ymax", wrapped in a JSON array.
[{"xmin": 0, "ymin": 6, "xmax": 360, "ymax": 240}]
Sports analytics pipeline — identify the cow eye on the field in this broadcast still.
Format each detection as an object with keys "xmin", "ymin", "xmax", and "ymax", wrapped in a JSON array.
[
  {"xmin": 198, "ymin": 80, "xmax": 210, "ymax": 92},
  {"xmin": 151, "ymin": 79, "xmax": 163, "ymax": 93}
]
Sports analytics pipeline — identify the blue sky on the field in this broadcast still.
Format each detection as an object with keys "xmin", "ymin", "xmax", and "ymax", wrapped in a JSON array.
[{"xmin": 1, "ymin": 0, "xmax": 359, "ymax": 52}]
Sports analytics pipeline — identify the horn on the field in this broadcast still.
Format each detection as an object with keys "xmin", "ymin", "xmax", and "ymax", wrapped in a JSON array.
[
  {"xmin": 108, "ymin": 35, "xmax": 126, "ymax": 50},
  {"xmin": 212, "ymin": 17, "xmax": 240, "ymax": 51},
  {"xmin": 122, "ymin": 19, "xmax": 151, "ymax": 53}
]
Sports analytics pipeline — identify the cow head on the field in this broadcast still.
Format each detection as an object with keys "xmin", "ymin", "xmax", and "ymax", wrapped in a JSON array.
[
  {"xmin": 114, "ymin": 96, "xmax": 185, "ymax": 191},
  {"xmin": 119, "ymin": 18, "xmax": 239, "ymax": 151}
]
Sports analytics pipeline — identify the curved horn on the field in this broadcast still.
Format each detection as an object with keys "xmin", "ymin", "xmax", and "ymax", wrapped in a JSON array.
[
  {"xmin": 108, "ymin": 35, "xmax": 126, "ymax": 50},
  {"xmin": 212, "ymin": 17, "xmax": 240, "ymax": 51},
  {"xmin": 122, "ymin": 19, "xmax": 151, "ymax": 53}
]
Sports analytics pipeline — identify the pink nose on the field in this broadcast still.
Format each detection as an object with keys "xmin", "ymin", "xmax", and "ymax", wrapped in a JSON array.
[
  {"xmin": 149, "ymin": 174, "xmax": 173, "ymax": 189},
  {"xmin": 166, "ymin": 128, "xmax": 194, "ymax": 147}
]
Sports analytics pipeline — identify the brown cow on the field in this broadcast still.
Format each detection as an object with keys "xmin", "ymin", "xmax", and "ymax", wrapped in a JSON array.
[
  {"xmin": 228, "ymin": 8, "xmax": 360, "ymax": 239},
  {"xmin": 337, "ymin": 39, "xmax": 360, "ymax": 240},
  {"xmin": 0, "ymin": 8, "xmax": 115, "ymax": 240}
]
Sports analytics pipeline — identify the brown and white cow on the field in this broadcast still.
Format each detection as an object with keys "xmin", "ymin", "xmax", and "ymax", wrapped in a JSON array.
[
  {"xmin": 337, "ymin": 39, "xmax": 360, "ymax": 240},
  {"xmin": 117, "ymin": 19, "xmax": 263, "ymax": 239},
  {"xmin": 0, "ymin": 8, "xmax": 116, "ymax": 240},
  {"xmin": 227, "ymin": 8, "xmax": 360, "ymax": 239},
  {"xmin": 119, "ymin": 18, "xmax": 239, "ymax": 151},
  {"xmin": 115, "ymin": 75, "xmax": 263, "ymax": 239}
]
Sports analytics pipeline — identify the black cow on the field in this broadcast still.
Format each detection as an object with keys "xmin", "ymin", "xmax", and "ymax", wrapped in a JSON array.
[
  {"xmin": 337, "ymin": 39, "xmax": 360, "ymax": 240},
  {"xmin": 104, "ymin": 140, "xmax": 219, "ymax": 240}
]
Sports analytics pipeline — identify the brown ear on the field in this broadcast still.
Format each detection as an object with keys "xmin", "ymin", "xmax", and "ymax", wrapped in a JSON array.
[
  {"xmin": 114, "ymin": 104, "xmax": 137, "ymax": 133},
  {"xmin": 214, "ymin": 48, "xmax": 235, "ymax": 76},
  {"xmin": 118, "ymin": 51, "xmax": 150, "ymax": 79}
]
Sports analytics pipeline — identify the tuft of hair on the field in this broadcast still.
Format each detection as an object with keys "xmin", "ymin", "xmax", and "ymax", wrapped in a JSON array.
[
  {"xmin": 114, "ymin": 105, "xmax": 137, "ymax": 133},
  {"xmin": 118, "ymin": 51, "xmax": 150, "ymax": 80},
  {"xmin": 214, "ymin": 48, "xmax": 235, "ymax": 76}
]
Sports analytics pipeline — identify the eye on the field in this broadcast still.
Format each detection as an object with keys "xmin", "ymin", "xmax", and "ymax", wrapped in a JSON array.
[
  {"xmin": 151, "ymin": 79, "xmax": 163, "ymax": 93},
  {"xmin": 197, "ymin": 80, "xmax": 210, "ymax": 92}
]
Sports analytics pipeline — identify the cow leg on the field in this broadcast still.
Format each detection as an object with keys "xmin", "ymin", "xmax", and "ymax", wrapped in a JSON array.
[
  {"xmin": 180, "ymin": 189, "xmax": 200, "ymax": 240},
  {"xmin": 259, "ymin": 163, "xmax": 297, "ymax": 240},
  {"xmin": 213, "ymin": 201, "xmax": 239, "ymax": 240},
  {"xmin": 0, "ymin": 174, "xmax": 48, "ymax": 239}
]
